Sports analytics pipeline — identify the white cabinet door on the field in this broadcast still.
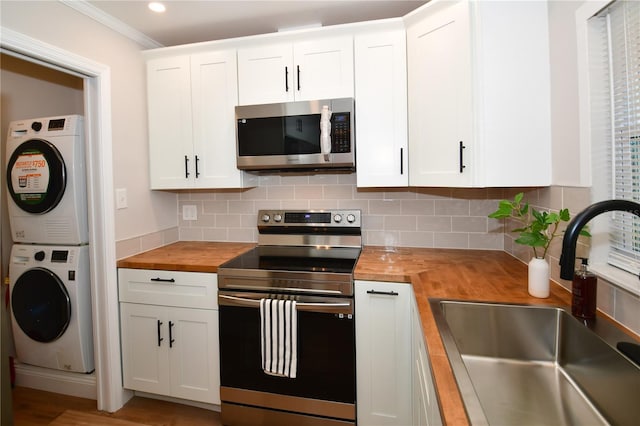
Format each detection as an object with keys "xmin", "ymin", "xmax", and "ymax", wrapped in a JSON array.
[
  {"xmin": 147, "ymin": 56, "xmax": 194, "ymax": 189},
  {"xmin": 355, "ymin": 281, "xmax": 412, "ymax": 425},
  {"xmin": 237, "ymin": 43, "xmax": 294, "ymax": 105},
  {"xmin": 407, "ymin": 0, "xmax": 473, "ymax": 187},
  {"xmin": 237, "ymin": 37, "xmax": 354, "ymax": 106},
  {"xmin": 293, "ymin": 36, "xmax": 354, "ymax": 101},
  {"xmin": 119, "ymin": 270, "xmax": 221, "ymax": 405},
  {"xmin": 120, "ymin": 303, "xmax": 171, "ymax": 396},
  {"xmin": 191, "ymin": 51, "xmax": 255, "ymax": 189},
  {"xmin": 168, "ymin": 307, "xmax": 220, "ymax": 404},
  {"xmin": 147, "ymin": 51, "xmax": 255, "ymax": 190},
  {"xmin": 355, "ymin": 28, "xmax": 408, "ymax": 187},
  {"xmin": 411, "ymin": 293, "xmax": 442, "ymax": 426},
  {"xmin": 406, "ymin": 0, "xmax": 552, "ymax": 188}
]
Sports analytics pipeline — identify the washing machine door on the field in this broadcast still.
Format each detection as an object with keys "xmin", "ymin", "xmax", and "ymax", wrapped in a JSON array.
[
  {"xmin": 11, "ymin": 267, "xmax": 71, "ymax": 343},
  {"xmin": 6, "ymin": 139, "xmax": 66, "ymax": 214}
]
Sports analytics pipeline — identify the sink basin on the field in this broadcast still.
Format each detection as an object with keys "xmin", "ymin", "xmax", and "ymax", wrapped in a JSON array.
[{"xmin": 430, "ymin": 299, "xmax": 640, "ymax": 425}]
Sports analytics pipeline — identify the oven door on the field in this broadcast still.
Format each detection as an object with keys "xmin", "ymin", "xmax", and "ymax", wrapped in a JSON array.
[{"xmin": 218, "ymin": 291, "xmax": 356, "ymax": 424}]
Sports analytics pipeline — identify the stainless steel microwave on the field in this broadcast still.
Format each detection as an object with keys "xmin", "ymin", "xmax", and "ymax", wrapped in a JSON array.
[{"xmin": 235, "ymin": 98, "xmax": 355, "ymax": 172}]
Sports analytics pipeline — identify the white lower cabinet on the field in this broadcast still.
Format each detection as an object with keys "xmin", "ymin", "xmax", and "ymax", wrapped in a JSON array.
[
  {"xmin": 355, "ymin": 281, "xmax": 412, "ymax": 425},
  {"xmin": 411, "ymin": 292, "xmax": 442, "ymax": 426},
  {"xmin": 355, "ymin": 280, "xmax": 442, "ymax": 425},
  {"xmin": 118, "ymin": 269, "xmax": 220, "ymax": 405}
]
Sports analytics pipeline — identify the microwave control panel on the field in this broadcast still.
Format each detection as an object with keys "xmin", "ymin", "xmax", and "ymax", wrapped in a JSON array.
[{"xmin": 331, "ymin": 113, "xmax": 351, "ymax": 153}]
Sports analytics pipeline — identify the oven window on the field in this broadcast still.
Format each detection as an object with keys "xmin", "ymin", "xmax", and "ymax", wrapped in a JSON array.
[{"xmin": 219, "ymin": 305, "xmax": 355, "ymax": 403}]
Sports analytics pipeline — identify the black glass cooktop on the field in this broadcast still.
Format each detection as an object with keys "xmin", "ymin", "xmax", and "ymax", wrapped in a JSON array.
[{"xmin": 220, "ymin": 246, "xmax": 361, "ymax": 275}]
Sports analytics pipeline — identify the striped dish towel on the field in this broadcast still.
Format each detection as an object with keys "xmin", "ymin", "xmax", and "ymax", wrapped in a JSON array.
[{"xmin": 260, "ymin": 298, "xmax": 297, "ymax": 378}]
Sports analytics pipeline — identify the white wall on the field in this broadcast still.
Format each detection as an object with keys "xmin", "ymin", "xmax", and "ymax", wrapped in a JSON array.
[{"xmin": 0, "ymin": 0, "xmax": 177, "ymax": 243}]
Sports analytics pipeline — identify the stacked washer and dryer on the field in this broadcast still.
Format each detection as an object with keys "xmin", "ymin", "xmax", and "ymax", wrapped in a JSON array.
[{"xmin": 6, "ymin": 115, "xmax": 94, "ymax": 374}]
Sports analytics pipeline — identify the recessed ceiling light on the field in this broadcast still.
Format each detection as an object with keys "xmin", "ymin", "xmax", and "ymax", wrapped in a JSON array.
[{"xmin": 148, "ymin": 2, "xmax": 166, "ymax": 13}]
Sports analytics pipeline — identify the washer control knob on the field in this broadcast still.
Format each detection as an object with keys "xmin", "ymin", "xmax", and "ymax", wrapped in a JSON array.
[
  {"xmin": 261, "ymin": 214, "xmax": 271, "ymax": 223},
  {"xmin": 273, "ymin": 214, "xmax": 283, "ymax": 222},
  {"xmin": 346, "ymin": 214, "xmax": 356, "ymax": 223},
  {"xmin": 333, "ymin": 214, "xmax": 343, "ymax": 223},
  {"xmin": 34, "ymin": 251, "xmax": 46, "ymax": 261},
  {"xmin": 31, "ymin": 121, "xmax": 43, "ymax": 131}
]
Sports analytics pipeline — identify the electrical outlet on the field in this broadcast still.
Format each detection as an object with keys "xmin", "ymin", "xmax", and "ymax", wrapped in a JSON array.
[
  {"xmin": 116, "ymin": 188, "xmax": 127, "ymax": 209},
  {"xmin": 182, "ymin": 205, "xmax": 198, "ymax": 221}
]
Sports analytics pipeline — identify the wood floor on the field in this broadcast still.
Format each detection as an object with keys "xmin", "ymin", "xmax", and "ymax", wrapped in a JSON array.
[{"xmin": 11, "ymin": 386, "xmax": 222, "ymax": 425}]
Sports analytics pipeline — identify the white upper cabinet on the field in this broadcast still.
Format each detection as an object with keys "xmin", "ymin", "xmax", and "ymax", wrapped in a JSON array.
[
  {"xmin": 405, "ymin": 0, "xmax": 552, "ymax": 187},
  {"xmin": 147, "ymin": 50, "xmax": 256, "ymax": 190},
  {"xmin": 237, "ymin": 36, "xmax": 354, "ymax": 105},
  {"xmin": 406, "ymin": 1, "xmax": 473, "ymax": 187},
  {"xmin": 147, "ymin": 55, "xmax": 194, "ymax": 189},
  {"xmin": 355, "ymin": 26, "xmax": 409, "ymax": 187}
]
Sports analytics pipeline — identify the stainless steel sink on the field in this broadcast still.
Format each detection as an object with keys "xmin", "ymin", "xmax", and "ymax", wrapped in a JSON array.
[{"xmin": 430, "ymin": 299, "xmax": 640, "ymax": 426}]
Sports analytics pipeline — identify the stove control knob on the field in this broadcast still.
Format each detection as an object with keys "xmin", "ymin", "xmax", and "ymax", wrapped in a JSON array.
[
  {"xmin": 346, "ymin": 214, "xmax": 356, "ymax": 223},
  {"xmin": 261, "ymin": 214, "xmax": 271, "ymax": 223},
  {"xmin": 273, "ymin": 214, "xmax": 282, "ymax": 222},
  {"xmin": 333, "ymin": 214, "xmax": 343, "ymax": 223}
]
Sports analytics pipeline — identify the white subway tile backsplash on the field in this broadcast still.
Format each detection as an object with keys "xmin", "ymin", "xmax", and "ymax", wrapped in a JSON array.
[
  {"xmin": 417, "ymin": 216, "xmax": 452, "ymax": 232},
  {"xmin": 434, "ymin": 232, "xmax": 469, "ymax": 249},
  {"xmin": 400, "ymin": 231, "xmax": 434, "ymax": 248},
  {"xmin": 323, "ymin": 184, "xmax": 354, "ymax": 199},
  {"xmin": 434, "ymin": 199, "xmax": 470, "ymax": 216},
  {"xmin": 370, "ymin": 199, "xmax": 402, "ymax": 215},
  {"xmin": 401, "ymin": 199, "xmax": 435, "ymax": 215},
  {"xmin": 385, "ymin": 216, "xmax": 417, "ymax": 232},
  {"xmin": 452, "ymin": 216, "xmax": 488, "ymax": 233}
]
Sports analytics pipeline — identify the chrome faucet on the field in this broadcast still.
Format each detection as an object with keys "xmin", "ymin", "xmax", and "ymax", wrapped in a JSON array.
[{"xmin": 560, "ymin": 199, "xmax": 640, "ymax": 280}]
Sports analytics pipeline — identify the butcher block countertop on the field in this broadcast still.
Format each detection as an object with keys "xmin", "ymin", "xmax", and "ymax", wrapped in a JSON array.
[
  {"xmin": 116, "ymin": 241, "xmax": 255, "ymax": 272},
  {"xmin": 118, "ymin": 242, "xmax": 638, "ymax": 425}
]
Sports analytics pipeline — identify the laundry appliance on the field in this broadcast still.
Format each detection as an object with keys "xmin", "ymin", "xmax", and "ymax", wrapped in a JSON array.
[
  {"xmin": 9, "ymin": 244, "xmax": 94, "ymax": 373},
  {"xmin": 6, "ymin": 115, "xmax": 88, "ymax": 245}
]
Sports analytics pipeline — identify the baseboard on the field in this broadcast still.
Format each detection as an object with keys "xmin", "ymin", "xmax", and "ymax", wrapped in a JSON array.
[
  {"xmin": 133, "ymin": 390, "xmax": 221, "ymax": 412},
  {"xmin": 14, "ymin": 362, "xmax": 97, "ymax": 400}
]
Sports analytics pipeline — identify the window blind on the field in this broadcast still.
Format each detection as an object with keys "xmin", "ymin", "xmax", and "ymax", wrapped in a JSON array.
[{"xmin": 594, "ymin": 1, "xmax": 640, "ymax": 276}]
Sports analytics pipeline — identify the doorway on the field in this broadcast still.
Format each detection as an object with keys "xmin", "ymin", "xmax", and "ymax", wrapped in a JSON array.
[{"xmin": 1, "ymin": 28, "xmax": 124, "ymax": 413}]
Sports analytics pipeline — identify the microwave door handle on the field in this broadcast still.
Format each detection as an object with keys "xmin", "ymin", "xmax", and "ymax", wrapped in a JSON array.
[{"xmin": 320, "ymin": 105, "xmax": 332, "ymax": 162}]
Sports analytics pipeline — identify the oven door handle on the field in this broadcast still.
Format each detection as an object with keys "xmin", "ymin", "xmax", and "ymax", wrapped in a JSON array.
[{"xmin": 218, "ymin": 294, "xmax": 353, "ymax": 314}]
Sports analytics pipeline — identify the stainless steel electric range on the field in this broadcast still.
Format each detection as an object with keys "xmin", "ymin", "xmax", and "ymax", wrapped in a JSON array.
[{"xmin": 218, "ymin": 209, "xmax": 361, "ymax": 426}]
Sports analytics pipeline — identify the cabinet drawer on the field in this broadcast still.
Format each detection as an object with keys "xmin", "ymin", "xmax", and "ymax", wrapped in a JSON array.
[{"xmin": 118, "ymin": 269, "xmax": 217, "ymax": 309}]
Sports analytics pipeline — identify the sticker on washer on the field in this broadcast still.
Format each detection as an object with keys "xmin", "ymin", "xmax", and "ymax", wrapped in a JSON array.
[{"xmin": 11, "ymin": 151, "xmax": 50, "ymax": 204}]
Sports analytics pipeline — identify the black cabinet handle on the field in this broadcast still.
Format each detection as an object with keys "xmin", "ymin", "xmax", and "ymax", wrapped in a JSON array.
[
  {"xmin": 169, "ymin": 321, "xmax": 175, "ymax": 348},
  {"xmin": 297, "ymin": 65, "xmax": 301, "ymax": 91},
  {"xmin": 184, "ymin": 155, "xmax": 190, "ymax": 178},
  {"xmin": 366, "ymin": 289, "xmax": 399, "ymax": 296},
  {"xmin": 195, "ymin": 155, "xmax": 200, "ymax": 178},
  {"xmin": 150, "ymin": 277, "xmax": 175, "ymax": 283},
  {"xmin": 157, "ymin": 320, "xmax": 163, "ymax": 347},
  {"xmin": 459, "ymin": 141, "xmax": 466, "ymax": 173},
  {"xmin": 400, "ymin": 148, "xmax": 404, "ymax": 175},
  {"xmin": 285, "ymin": 66, "xmax": 289, "ymax": 92}
]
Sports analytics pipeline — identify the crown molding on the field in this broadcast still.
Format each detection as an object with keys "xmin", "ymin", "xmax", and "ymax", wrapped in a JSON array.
[{"xmin": 60, "ymin": 0, "xmax": 163, "ymax": 49}]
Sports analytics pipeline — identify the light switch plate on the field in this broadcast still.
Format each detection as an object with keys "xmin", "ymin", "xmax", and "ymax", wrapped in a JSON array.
[
  {"xmin": 183, "ymin": 205, "xmax": 198, "ymax": 221},
  {"xmin": 116, "ymin": 188, "xmax": 127, "ymax": 209}
]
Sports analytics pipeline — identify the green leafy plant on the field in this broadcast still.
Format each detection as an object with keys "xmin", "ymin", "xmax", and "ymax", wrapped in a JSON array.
[{"xmin": 488, "ymin": 192, "xmax": 590, "ymax": 259}]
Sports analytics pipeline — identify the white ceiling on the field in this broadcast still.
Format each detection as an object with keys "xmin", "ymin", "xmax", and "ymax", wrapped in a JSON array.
[{"xmin": 87, "ymin": 0, "xmax": 428, "ymax": 47}]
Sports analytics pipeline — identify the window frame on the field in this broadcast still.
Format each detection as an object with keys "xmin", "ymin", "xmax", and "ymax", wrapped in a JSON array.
[{"xmin": 576, "ymin": 0, "xmax": 640, "ymax": 296}]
